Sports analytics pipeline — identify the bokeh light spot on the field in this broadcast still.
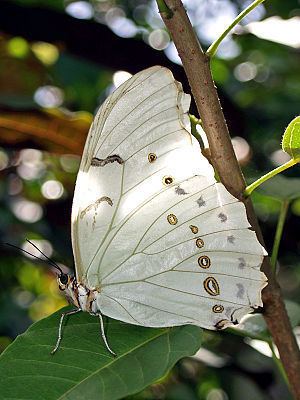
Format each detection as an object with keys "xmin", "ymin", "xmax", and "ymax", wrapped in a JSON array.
[
  {"xmin": 133, "ymin": 4, "xmax": 149, "ymax": 24},
  {"xmin": 7, "ymin": 37, "xmax": 29, "ymax": 58},
  {"xmin": 34, "ymin": 86, "xmax": 64, "ymax": 108},
  {"xmin": 148, "ymin": 29, "xmax": 170, "ymax": 50},
  {"xmin": 65, "ymin": 1, "xmax": 94, "ymax": 20},
  {"xmin": 270, "ymin": 149, "xmax": 291, "ymax": 166},
  {"xmin": 60, "ymin": 154, "xmax": 80, "ymax": 173},
  {"xmin": 105, "ymin": 7, "xmax": 138, "ymax": 38},
  {"xmin": 8, "ymin": 174, "xmax": 23, "ymax": 195},
  {"xmin": 17, "ymin": 149, "xmax": 45, "ymax": 180},
  {"xmin": 234, "ymin": 62, "xmax": 257, "ymax": 82},
  {"xmin": 20, "ymin": 148, "xmax": 42, "ymax": 163},
  {"xmin": 12, "ymin": 199, "xmax": 43, "ymax": 223},
  {"xmin": 113, "ymin": 70, "xmax": 132, "ymax": 88},
  {"xmin": 216, "ymin": 39, "xmax": 241, "ymax": 59},
  {"xmin": 232, "ymin": 136, "xmax": 251, "ymax": 165},
  {"xmin": 14, "ymin": 290, "xmax": 34, "ymax": 309},
  {"xmin": 17, "ymin": 164, "xmax": 45, "ymax": 180},
  {"xmin": 41, "ymin": 180, "xmax": 64, "ymax": 200},
  {"xmin": 241, "ymin": 2, "xmax": 266, "ymax": 24},
  {"xmin": 195, "ymin": 1, "xmax": 238, "ymax": 44},
  {"xmin": 164, "ymin": 42, "xmax": 182, "ymax": 65},
  {"xmin": 31, "ymin": 42, "xmax": 59, "ymax": 65},
  {"xmin": 22, "ymin": 239, "xmax": 53, "ymax": 259}
]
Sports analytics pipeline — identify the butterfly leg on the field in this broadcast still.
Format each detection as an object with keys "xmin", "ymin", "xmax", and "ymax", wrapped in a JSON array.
[
  {"xmin": 51, "ymin": 308, "xmax": 82, "ymax": 355},
  {"xmin": 90, "ymin": 312, "xmax": 116, "ymax": 356}
]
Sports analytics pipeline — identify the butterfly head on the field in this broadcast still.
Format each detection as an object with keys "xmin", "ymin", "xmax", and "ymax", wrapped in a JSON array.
[
  {"xmin": 57, "ymin": 273, "xmax": 72, "ymax": 291},
  {"xmin": 56, "ymin": 274, "xmax": 82, "ymax": 308}
]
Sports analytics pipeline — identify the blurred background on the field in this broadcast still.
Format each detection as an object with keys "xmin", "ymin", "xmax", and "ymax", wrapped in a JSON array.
[{"xmin": 0, "ymin": 0, "xmax": 300, "ymax": 399}]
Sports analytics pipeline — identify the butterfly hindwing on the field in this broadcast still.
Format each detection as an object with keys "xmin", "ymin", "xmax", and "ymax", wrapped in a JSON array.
[{"xmin": 71, "ymin": 66, "xmax": 267, "ymax": 330}]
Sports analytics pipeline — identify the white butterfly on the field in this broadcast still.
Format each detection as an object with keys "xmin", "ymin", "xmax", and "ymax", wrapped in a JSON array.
[{"xmin": 52, "ymin": 66, "xmax": 267, "ymax": 356}]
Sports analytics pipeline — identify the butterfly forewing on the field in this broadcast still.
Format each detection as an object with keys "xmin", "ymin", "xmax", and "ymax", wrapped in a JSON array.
[{"xmin": 71, "ymin": 66, "xmax": 267, "ymax": 330}]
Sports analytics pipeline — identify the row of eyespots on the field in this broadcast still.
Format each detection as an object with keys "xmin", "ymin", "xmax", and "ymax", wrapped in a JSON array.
[
  {"xmin": 148, "ymin": 152, "xmax": 174, "ymax": 186},
  {"xmin": 165, "ymin": 203, "xmax": 222, "ymax": 313},
  {"xmin": 148, "ymin": 153, "xmax": 171, "ymax": 184},
  {"xmin": 150, "ymin": 154, "xmax": 225, "ymax": 314},
  {"xmin": 153, "ymin": 153, "xmax": 221, "ymax": 302}
]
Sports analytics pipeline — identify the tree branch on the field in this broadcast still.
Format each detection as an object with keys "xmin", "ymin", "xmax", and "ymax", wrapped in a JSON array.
[{"xmin": 159, "ymin": 1, "xmax": 300, "ymax": 398}]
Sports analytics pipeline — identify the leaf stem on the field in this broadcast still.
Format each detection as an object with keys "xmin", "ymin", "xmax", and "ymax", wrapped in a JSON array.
[
  {"xmin": 206, "ymin": 0, "xmax": 266, "ymax": 58},
  {"xmin": 190, "ymin": 115, "xmax": 205, "ymax": 149},
  {"xmin": 269, "ymin": 342, "xmax": 289, "ymax": 386},
  {"xmin": 189, "ymin": 114, "xmax": 202, "ymax": 126},
  {"xmin": 157, "ymin": 0, "xmax": 173, "ymax": 18},
  {"xmin": 244, "ymin": 158, "xmax": 300, "ymax": 197},
  {"xmin": 270, "ymin": 200, "xmax": 290, "ymax": 273}
]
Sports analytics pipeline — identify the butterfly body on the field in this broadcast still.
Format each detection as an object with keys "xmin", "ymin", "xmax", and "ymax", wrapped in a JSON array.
[
  {"xmin": 53, "ymin": 66, "xmax": 267, "ymax": 355},
  {"xmin": 57, "ymin": 275, "xmax": 98, "ymax": 313}
]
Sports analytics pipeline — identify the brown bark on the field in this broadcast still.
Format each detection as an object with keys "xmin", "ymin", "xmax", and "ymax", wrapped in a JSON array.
[{"xmin": 159, "ymin": 1, "xmax": 300, "ymax": 398}]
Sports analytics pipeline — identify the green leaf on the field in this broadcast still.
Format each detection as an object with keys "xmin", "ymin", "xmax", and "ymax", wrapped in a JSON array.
[
  {"xmin": 0, "ymin": 306, "xmax": 202, "ymax": 400},
  {"xmin": 257, "ymin": 175, "xmax": 300, "ymax": 201},
  {"xmin": 282, "ymin": 116, "xmax": 300, "ymax": 159}
]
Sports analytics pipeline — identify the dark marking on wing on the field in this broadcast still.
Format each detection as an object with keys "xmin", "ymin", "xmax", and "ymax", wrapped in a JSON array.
[
  {"xmin": 218, "ymin": 212, "xmax": 227, "ymax": 222},
  {"xmin": 238, "ymin": 257, "xmax": 246, "ymax": 269},
  {"xmin": 227, "ymin": 235, "xmax": 235, "ymax": 244},
  {"xmin": 196, "ymin": 196, "xmax": 206, "ymax": 207},
  {"xmin": 252, "ymin": 305, "xmax": 264, "ymax": 314},
  {"xmin": 80, "ymin": 196, "xmax": 113, "ymax": 219},
  {"xmin": 214, "ymin": 319, "xmax": 232, "ymax": 330},
  {"xmin": 236, "ymin": 283, "xmax": 245, "ymax": 299},
  {"xmin": 230, "ymin": 315, "xmax": 239, "ymax": 324},
  {"xmin": 91, "ymin": 154, "xmax": 124, "ymax": 167},
  {"xmin": 175, "ymin": 186, "xmax": 188, "ymax": 195},
  {"xmin": 230, "ymin": 307, "xmax": 244, "ymax": 324}
]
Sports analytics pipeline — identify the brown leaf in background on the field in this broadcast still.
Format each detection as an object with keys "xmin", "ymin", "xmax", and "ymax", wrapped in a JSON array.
[{"xmin": 0, "ymin": 108, "xmax": 92, "ymax": 155}]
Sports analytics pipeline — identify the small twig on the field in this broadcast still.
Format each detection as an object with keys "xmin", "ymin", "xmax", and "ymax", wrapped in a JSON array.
[
  {"xmin": 206, "ymin": 0, "xmax": 266, "ymax": 58},
  {"xmin": 270, "ymin": 200, "xmax": 290, "ymax": 273},
  {"xmin": 189, "ymin": 114, "xmax": 204, "ymax": 147},
  {"xmin": 158, "ymin": 1, "xmax": 300, "ymax": 398}
]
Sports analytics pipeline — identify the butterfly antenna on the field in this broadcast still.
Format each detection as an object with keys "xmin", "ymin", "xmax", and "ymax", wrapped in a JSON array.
[
  {"xmin": 3, "ymin": 240, "xmax": 63, "ymax": 275},
  {"xmin": 25, "ymin": 239, "xmax": 63, "ymax": 274}
]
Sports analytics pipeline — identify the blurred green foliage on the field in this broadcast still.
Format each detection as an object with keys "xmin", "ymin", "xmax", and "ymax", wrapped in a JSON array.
[{"xmin": 0, "ymin": 0, "xmax": 299, "ymax": 399}]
